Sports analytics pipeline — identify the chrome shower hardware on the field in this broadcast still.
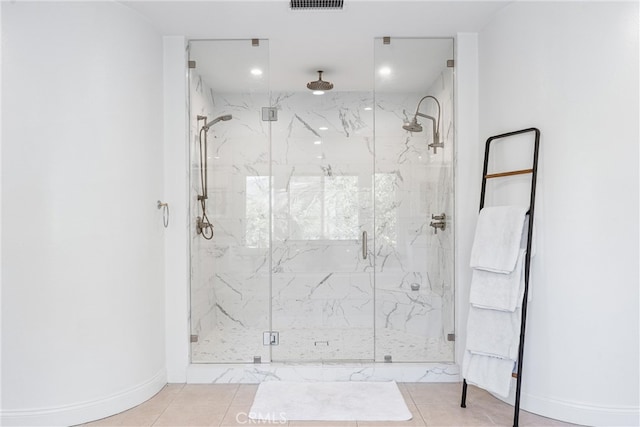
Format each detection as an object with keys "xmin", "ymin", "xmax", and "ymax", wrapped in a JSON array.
[
  {"xmin": 430, "ymin": 212, "xmax": 446, "ymax": 233},
  {"xmin": 362, "ymin": 230, "xmax": 368, "ymax": 259},
  {"xmin": 195, "ymin": 216, "xmax": 213, "ymax": 237},
  {"xmin": 196, "ymin": 114, "xmax": 232, "ymax": 240},
  {"xmin": 403, "ymin": 95, "xmax": 443, "ymax": 154},
  {"xmin": 307, "ymin": 70, "xmax": 334, "ymax": 92}
]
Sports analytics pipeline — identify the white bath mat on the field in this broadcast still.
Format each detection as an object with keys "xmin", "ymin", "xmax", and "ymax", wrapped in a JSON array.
[{"xmin": 249, "ymin": 381, "xmax": 412, "ymax": 421}]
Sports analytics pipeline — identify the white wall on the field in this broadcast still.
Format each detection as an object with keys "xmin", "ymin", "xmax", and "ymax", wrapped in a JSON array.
[
  {"xmin": 1, "ymin": 2, "xmax": 166, "ymax": 425},
  {"xmin": 454, "ymin": 33, "xmax": 481, "ymax": 368},
  {"xmin": 477, "ymin": 2, "xmax": 639, "ymax": 425}
]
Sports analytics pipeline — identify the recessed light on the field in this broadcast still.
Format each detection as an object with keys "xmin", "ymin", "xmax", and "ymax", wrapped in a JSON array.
[
  {"xmin": 316, "ymin": 155, "xmax": 323, "ymax": 159},
  {"xmin": 250, "ymin": 68, "xmax": 263, "ymax": 76},
  {"xmin": 364, "ymin": 107, "xmax": 373, "ymax": 111},
  {"xmin": 318, "ymin": 126, "xmax": 328, "ymax": 131},
  {"xmin": 313, "ymin": 90, "xmax": 325, "ymax": 96},
  {"xmin": 379, "ymin": 67, "xmax": 391, "ymax": 76},
  {"xmin": 314, "ymin": 140, "xmax": 322, "ymax": 145}
]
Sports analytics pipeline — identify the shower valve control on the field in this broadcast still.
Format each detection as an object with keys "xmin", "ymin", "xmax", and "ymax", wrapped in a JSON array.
[{"xmin": 430, "ymin": 213, "xmax": 446, "ymax": 234}]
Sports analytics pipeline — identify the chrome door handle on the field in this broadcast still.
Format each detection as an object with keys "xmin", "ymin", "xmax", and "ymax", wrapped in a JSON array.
[{"xmin": 362, "ymin": 230, "xmax": 368, "ymax": 259}]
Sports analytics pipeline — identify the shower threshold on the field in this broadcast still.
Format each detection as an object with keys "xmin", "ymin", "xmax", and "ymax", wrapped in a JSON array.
[{"xmin": 186, "ymin": 361, "xmax": 459, "ymax": 384}]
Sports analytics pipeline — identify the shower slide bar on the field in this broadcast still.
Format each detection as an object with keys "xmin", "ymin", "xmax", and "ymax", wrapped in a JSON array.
[{"xmin": 460, "ymin": 127, "xmax": 540, "ymax": 427}]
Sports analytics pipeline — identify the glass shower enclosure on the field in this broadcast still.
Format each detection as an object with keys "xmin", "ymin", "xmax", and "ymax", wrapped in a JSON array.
[{"xmin": 188, "ymin": 37, "xmax": 454, "ymax": 364}]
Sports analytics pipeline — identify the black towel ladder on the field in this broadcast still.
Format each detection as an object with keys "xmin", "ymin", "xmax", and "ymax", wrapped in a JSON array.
[{"xmin": 460, "ymin": 127, "xmax": 541, "ymax": 427}]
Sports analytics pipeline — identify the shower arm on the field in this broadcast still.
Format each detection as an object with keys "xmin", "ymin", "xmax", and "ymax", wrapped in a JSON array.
[
  {"xmin": 413, "ymin": 95, "xmax": 441, "ymax": 141},
  {"xmin": 415, "ymin": 112, "xmax": 439, "ymax": 143}
]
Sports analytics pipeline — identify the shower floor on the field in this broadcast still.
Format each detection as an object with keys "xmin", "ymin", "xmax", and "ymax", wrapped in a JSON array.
[{"xmin": 191, "ymin": 326, "xmax": 453, "ymax": 363}]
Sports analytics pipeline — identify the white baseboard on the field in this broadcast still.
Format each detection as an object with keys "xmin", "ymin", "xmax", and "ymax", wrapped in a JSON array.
[
  {"xmin": 491, "ymin": 379, "xmax": 640, "ymax": 427},
  {"xmin": 0, "ymin": 368, "xmax": 167, "ymax": 427},
  {"xmin": 521, "ymin": 391, "xmax": 640, "ymax": 427}
]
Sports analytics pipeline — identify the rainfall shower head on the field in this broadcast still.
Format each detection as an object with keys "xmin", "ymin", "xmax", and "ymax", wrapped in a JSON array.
[
  {"xmin": 204, "ymin": 114, "xmax": 232, "ymax": 129},
  {"xmin": 307, "ymin": 70, "xmax": 334, "ymax": 91},
  {"xmin": 403, "ymin": 95, "xmax": 443, "ymax": 153},
  {"xmin": 402, "ymin": 118, "xmax": 423, "ymax": 133}
]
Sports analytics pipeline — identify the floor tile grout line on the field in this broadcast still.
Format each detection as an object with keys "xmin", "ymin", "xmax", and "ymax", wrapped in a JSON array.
[
  {"xmin": 218, "ymin": 398, "xmax": 234, "ymax": 427},
  {"xmin": 150, "ymin": 384, "xmax": 184, "ymax": 426},
  {"xmin": 405, "ymin": 387, "xmax": 429, "ymax": 426}
]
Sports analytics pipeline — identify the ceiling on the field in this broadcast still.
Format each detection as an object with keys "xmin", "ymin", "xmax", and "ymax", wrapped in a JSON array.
[{"xmin": 122, "ymin": 0, "xmax": 510, "ymax": 92}]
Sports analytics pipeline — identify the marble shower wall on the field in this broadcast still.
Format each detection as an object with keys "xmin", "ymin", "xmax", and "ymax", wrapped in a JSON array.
[
  {"xmin": 189, "ymin": 72, "xmax": 218, "ymax": 345},
  {"xmin": 374, "ymin": 68, "xmax": 455, "ymax": 362},
  {"xmin": 189, "ymin": 69, "xmax": 454, "ymax": 363},
  {"xmin": 270, "ymin": 92, "xmax": 376, "ymax": 361},
  {"xmin": 189, "ymin": 71, "xmax": 272, "ymax": 363}
]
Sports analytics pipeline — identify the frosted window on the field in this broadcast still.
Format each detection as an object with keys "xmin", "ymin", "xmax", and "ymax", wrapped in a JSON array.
[{"xmin": 288, "ymin": 175, "xmax": 359, "ymax": 240}]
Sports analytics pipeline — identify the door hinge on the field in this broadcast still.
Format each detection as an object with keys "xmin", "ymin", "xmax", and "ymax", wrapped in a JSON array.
[
  {"xmin": 190, "ymin": 334, "xmax": 198, "ymax": 343},
  {"xmin": 447, "ymin": 59, "xmax": 455, "ymax": 68},
  {"xmin": 447, "ymin": 333, "xmax": 455, "ymax": 341},
  {"xmin": 263, "ymin": 331, "xmax": 279, "ymax": 346},
  {"xmin": 262, "ymin": 107, "xmax": 278, "ymax": 122},
  {"xmin": 188, "ymin": 60, "xmax": 196, "ymax": 69}
]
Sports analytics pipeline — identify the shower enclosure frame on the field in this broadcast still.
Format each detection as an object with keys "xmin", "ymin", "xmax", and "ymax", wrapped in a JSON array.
[{"xmin": 183, "ymin": 36, "xmax": 459, "ymax": 382}]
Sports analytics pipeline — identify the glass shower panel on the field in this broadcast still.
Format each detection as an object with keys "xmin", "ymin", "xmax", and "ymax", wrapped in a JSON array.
[
  {"xmin": 189, "ymin": 39, "xmax": 271, "ymax": 363},
  {"xmin": 270, "ymin": 91, "xmax": 375, "ymax": 361},
  {"xmin": 373, "ymin": 38, "xmax": 455, "ymax": 362}
]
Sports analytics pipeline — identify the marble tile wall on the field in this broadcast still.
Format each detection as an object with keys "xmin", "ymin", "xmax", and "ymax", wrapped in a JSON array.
[
  {"xmin": 189, "ymin": 68, "xmax": 454, "ymax": 364},
  {"xmin": 189, "ymin": 72, "xmax": 271, "ymax": 363},
  {"xmin": 189, "ymin": 72, "xmax": 218, "ymax": 346},
  {"xmin": 269, "ymin": 91, "xmax": 376, "ymax": 361},
  {"xmin": 373, "ymin": 68, "xmax": 455, "ymax": 362}
]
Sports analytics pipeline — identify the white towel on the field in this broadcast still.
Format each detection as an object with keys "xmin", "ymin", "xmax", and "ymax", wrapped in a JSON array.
[
  {"xmin": 465, "ymin": 305, "xmax": 522, "ymax": 360},
  {"xmin": 469, "ymin": 249, "xmax": 526, "ymax": 311},
  {"xmin": 470, "ymin": 206, "xmax": 528, "ymax": 273},
  {"xmin": 462, "ymin": 351, "xmax": 514, "ymax": 398}
]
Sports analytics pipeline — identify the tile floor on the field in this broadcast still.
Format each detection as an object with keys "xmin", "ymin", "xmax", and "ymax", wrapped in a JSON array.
[{"xmin": 82, "ymin": 383, "xmax": 581, "ymax": 427}]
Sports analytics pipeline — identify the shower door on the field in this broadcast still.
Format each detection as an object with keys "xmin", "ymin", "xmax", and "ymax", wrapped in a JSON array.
[
  {"xmin": 373, "ymin": 37, "xmax": 455, "ymax": 362},
  {"xmin": 189, "ymin": 39, "xmax": 272, "ymax": 363},
  {"xmin": 270, "ymin": 92, "xmax": 375, "ymax": 361}
]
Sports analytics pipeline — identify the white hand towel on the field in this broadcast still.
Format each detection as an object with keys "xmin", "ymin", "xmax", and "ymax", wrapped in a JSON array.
[
  {"xmin": 469, "ymin": 249, "xmax": 526, "ymax": 312},
  {"xmin": 462, "ymin": 351, "xmax": 515, "ymax": 398},
  {"xmin": 465, "ymin": 305, "xmax": 522, "ymax": 360},
  {"xmin": 470, "ymin": 206, "xmax": 528, "ymax": 273}
]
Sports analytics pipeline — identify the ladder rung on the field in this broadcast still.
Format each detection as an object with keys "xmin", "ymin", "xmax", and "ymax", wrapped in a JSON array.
[{"xmin": 485, "ymin": 168, "xmax": 534, "ymax": 179}]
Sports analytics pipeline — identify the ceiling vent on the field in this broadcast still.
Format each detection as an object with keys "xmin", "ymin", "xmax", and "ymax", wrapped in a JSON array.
[{"xmin": 290, "ymin": 0, "xmax": 344, "ymax": 10}]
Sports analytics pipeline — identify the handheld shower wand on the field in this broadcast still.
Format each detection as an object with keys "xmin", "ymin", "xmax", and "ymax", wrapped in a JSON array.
[
  {"xmin": 195, "ymin": 114, "xmax": 233, "ymax": 239},
  {"xmin": 200, "ymin": 114, "xmax": 232, "ymax": 131}
]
